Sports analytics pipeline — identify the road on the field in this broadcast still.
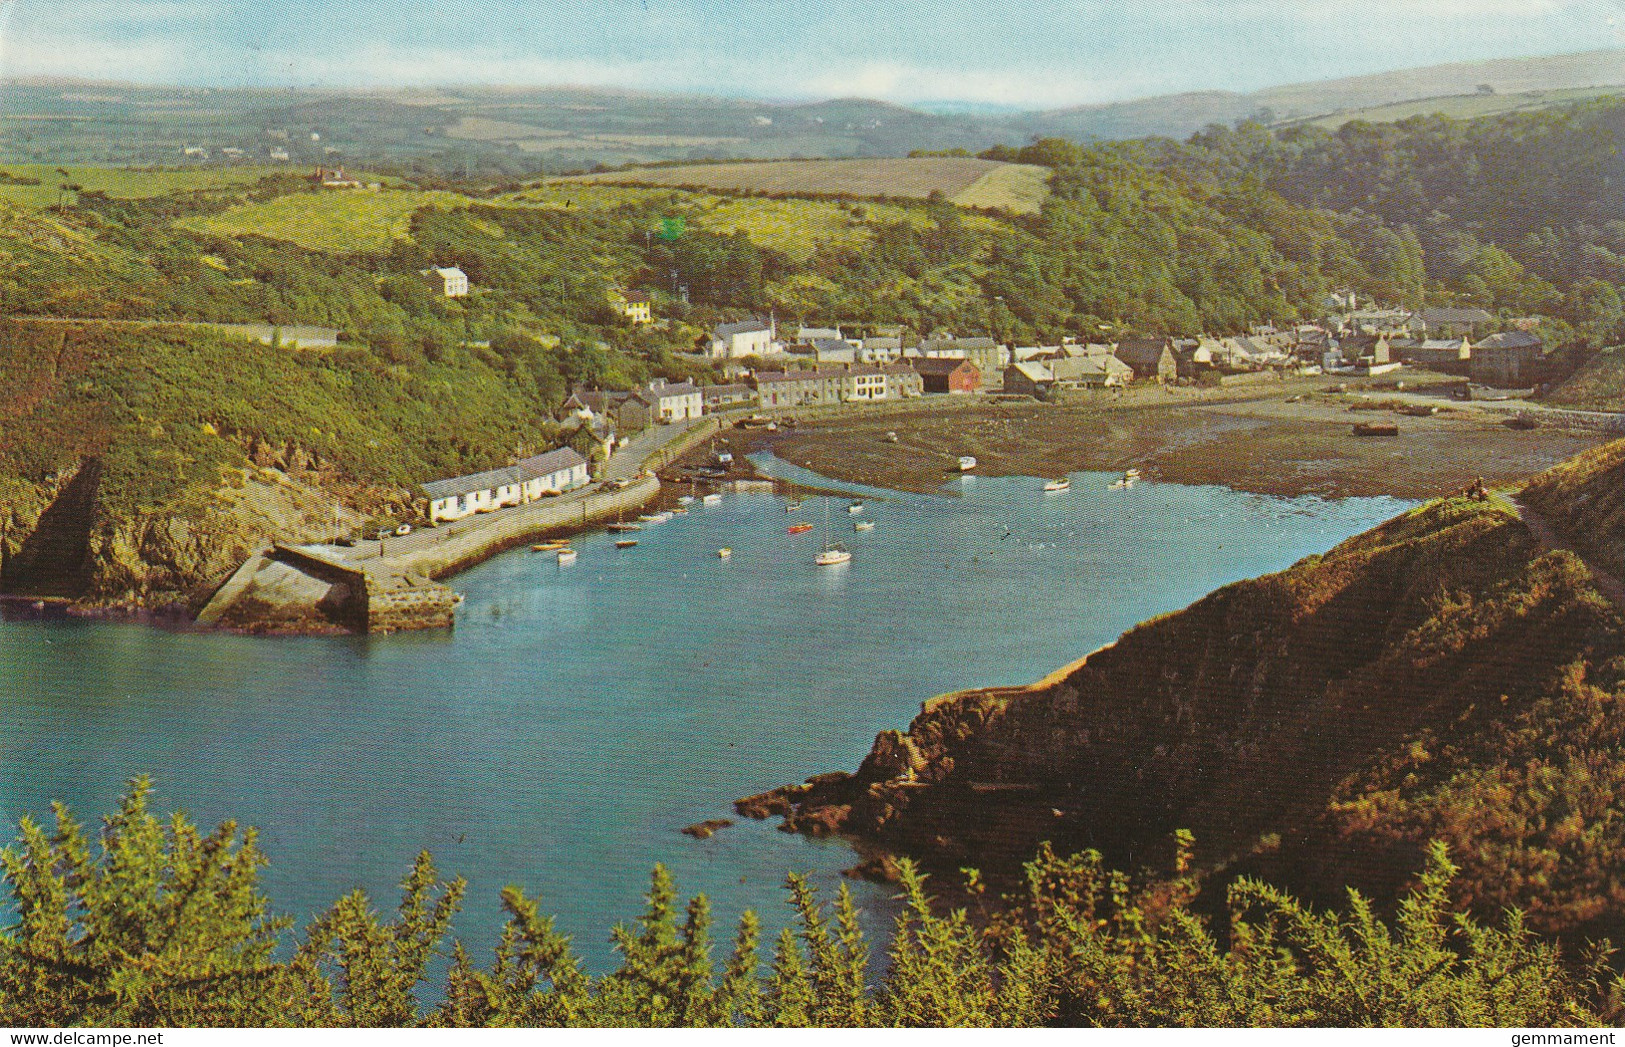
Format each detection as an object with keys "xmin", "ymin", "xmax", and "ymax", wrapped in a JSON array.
[
  {"xmin": 324, "ymin": 416, "xmax": 712, "ymax": 565},
  {"xmin": 601, "ymin": 417, "xmax": 712, "ymax": 480}
]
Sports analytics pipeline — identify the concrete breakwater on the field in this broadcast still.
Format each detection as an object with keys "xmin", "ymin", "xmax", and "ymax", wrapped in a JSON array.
[{"xmin": 199, "ymin": 477, "xmax": 660, "ymax": 633}]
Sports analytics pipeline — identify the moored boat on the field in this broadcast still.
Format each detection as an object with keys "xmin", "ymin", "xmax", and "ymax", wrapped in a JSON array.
[
  {"xmin": 847, "ymin": 500, "xmax": 864, "ymax": 514},
  {"xmin": 784, "ymin": 500, "xmax": 802, "ymax": 512},
  {"xmin": 532, "ymin": 540, "xmax": 570, "ymax": 551},
  {"xmin": 677, "ymin": 495, "xmax": 695, "ymax": 505},
  {"xmin": 787, "ymin": 523, "xmax": 815, "ymax": 534},
  {"xmin": 854, "ymin": 520, "xmax": 875, "ymax": 531},
  {"xmin": 1043, "ymin": 478, "xmax": 1070, "ymax": 493},
  {"xmin": 816, "ymin": 499, "xmax": 851, "ymax": 565},
  {"xmin": 606, "ymin": 522, "xmax": 642, "ymax": 532},
  {"xmin": 958, "ymin": 455, "xmax": 977, "ymax": 472},
  {"xmin": 615, "ymin": 539, "xmax": 638, "ymax": 549},
  {"xmin": 556, "ymin": 548, "xmax": 578, "ymax": 564},
  {"xmin": 718, "ymin": 547, "xmax": 732, "ymax": 559},
  {"xmin": 701, "ymin": 493, "xmax": 722, "ymax": 505},
  {"xmin": 816, "ymin": 545, "xmax": 851, "ymax": 566}
]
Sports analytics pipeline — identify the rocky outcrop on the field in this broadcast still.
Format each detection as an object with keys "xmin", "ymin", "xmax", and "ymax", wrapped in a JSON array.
[
  {"xmin": 742, "ymin": 498, "xmax": 1625, "ymax": 937},
  {"xmin": 680, "ymin": 818, "xmax": 734, "ymax": 839},
  {"xmin": 1, "ymin": 460, "xmax": 375, "ymax": 610}
]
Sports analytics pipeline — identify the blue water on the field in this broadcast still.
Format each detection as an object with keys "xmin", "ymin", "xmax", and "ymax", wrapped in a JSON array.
[{"xmin": 0, "ymin": 462, "xmax": 1413, "ymax": 972}]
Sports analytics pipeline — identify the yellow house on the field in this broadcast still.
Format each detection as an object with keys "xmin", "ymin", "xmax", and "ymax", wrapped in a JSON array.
[{"xmin": 609, "ymin": 289, "xmax": 654, "ymax": 325}]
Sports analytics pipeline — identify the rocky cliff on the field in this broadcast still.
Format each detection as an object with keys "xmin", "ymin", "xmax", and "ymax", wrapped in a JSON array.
[
  {"xmin": 743, "ymin": 495, "xmax": 1625, "ymax": 939},
  {"xmin": 2, "ymin": 457, "xmax": 376, "ymax": 611}
]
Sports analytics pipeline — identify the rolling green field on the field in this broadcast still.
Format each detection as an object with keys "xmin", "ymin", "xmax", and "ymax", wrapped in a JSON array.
[
  {"xmin": 0, "ymin": 164, "xmax": 288, "ymax": 209},
  {"xmin": 502, "ymin": 180, "xmax": 1011, "ymax": 260},
  {"xmin": 565, "ymin": 157, "xmax": 1052, "ymax": 214},
  {"xmin": 175, "ymin": 187, "xmax": 472, "ymax": 253},
  {"xmin": 1298, "ymin": 85, "xmax": 1625, "ymax": 129}
]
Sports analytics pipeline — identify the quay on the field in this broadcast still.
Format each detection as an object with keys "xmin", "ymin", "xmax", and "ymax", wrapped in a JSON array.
[{"xmin": 196, "ymin": 416, "xmax": 730, "ymax": 634}]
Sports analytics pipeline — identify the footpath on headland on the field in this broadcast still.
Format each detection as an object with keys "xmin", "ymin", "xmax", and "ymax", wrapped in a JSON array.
[{"xmin": 195, "ymin": 415, "xmax": 730, "ymax": 633}]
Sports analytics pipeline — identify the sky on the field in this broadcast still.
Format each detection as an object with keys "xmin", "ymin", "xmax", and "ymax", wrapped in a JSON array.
[{"xmin": 0, "ymin": 0, "xmax": 1622, "ymax": 109}]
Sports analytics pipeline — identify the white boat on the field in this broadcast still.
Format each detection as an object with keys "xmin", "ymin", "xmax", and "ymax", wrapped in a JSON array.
[
  {"xmin": 677, "ymin": 495, "xmax": 695, "ymax": 505},
  {"xmin": 1043, "ymin": 478, "xmax": 1070, "ymax": 493},
  {"xmin": 816, "ymin": 500, "xmax": 851, "ymax": 565},
  {"xmin": 718, "ymin": 547, "xmax": 732, "ymax": 559},
  {"xmin": 847, "ymin": 501, "xmax": 864, "ymax": 514},
  {"xmin": 639, "ymin": 511, "xmax": 672, "ymax": 524},
  {"xmin": 854, "ymin": 520, "xmax": 875, "ymax": 532},
  {"xmin": 556, "ymin": 548, "xmax": 578, "ymax": 565},
  {"xmin": 1110, "ymin": 476, "xmax": 1136, "ymax": 490},
  {"xmin": 958, "ymin": 455, "xmax": 977, "ymax": 472},
  {"xmin": 1124, "ymin": 468, "xmax": 1142, "ymax": 480},
  {"xmin": 701, "ymin": 493, "xmax": 722, "ymax": 505}
]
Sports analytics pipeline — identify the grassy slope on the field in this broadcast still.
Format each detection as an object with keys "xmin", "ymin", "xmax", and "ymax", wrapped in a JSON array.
[
  {"xmin": 0, "ymin": 165, "xmax": 289, "ymax": 209},
  {"xmin": 1544, "ymin": 346, "xmax": 1625, "ymax": 412},
  {"xmin": 1296, "ymin": 86, "xmax": 1625, "ymax": 130},
  {"xmin": 771, "ymin": 492, "xmax": 1625, "ymax": 940},
  {"xmin": 0, "ymin": 318, "xmax": 561, "ymax": 598},
  {"xmin": 953, "ymin": 162, "xmax": 1053, "ymax": 212},
  {"xmin": 175, "ymin": 187, "xmax": 471, "ymax": 254},
  {"xmin": 502, "ymin": 180, "xmax": 1012, "ymax": 261},
  {"xmin": 1520, "ymin": 437, "xmax": 1625, "ymax": 578},
  {"xmin": 566, "ymin": 157, "xmax": 1053, "ymax": 214}
]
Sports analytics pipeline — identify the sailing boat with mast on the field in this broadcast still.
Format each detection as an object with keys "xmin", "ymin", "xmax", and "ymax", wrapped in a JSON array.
[{"xmin": 815, "ymin": 498, "xmax": 851, "ymax": 566}]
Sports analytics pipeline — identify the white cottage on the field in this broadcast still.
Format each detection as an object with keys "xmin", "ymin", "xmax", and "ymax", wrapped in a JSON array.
[
  {"xmin": 421, "ymin": 447, "xmax": 589, "ymax": 523},
  {"xmin": 516, "ymin": 447, "xmax": 590, "ymax": 496},
  {"xmin": 421, "ymin": 465, "xmax": 525, "ymax": 523}
]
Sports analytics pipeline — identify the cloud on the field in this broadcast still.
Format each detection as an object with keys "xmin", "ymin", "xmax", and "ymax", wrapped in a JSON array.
[{"xmin": 0, "ymin": 27, "xmax": 189, "ymax": 82}]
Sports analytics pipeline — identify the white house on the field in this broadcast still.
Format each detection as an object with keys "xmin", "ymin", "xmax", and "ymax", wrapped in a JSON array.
[
  {"xmin": 516, "ymin": 447, "xmax": 590, "ymax": 496},
  {"xmin": 421, "ymin": 465, "xmax": 525, "ymax": 523},
  {"xmin": 709, "ymin": 319, "xmax": 778, "ymax": 359},
  {"xmin": 421, "ymin": 448, "xmax": 589, "ymax": 523},
  {"xmin": 642, "ymin": 379, "xmax": 703, "ymax": 422},
  {"xmin": 422, "ymin": 266, "xmax": 469, "ymax": 298}
]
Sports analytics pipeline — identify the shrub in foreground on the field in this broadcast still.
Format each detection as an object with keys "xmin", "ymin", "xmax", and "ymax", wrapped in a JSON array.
[{"xmin": 0, "ymin": 779, "xmax": 1618, "ymax": 1027}]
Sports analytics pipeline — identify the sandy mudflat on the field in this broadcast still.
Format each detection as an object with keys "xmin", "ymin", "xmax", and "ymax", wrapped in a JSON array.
[{"xmin": 733, "ymin": 377, "xmax": 1606, "ymax": 501}]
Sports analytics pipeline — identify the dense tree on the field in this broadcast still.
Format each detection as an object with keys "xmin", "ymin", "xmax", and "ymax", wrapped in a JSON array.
[{"xmin": 1, "ymin": 782, "xmax": 1618, "ymax": 1027}]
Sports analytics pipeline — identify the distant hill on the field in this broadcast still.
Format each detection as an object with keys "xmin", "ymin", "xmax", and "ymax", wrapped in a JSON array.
[
  {"xmin": 1010, "ymin": 48, "xmax": 1625, "ymax": 140},
  {"xmin": 3, "ymin": 49, "xmax": 1621, "ymax": 170}
]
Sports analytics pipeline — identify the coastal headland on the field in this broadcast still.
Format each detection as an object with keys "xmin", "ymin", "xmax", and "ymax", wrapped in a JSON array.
[{"xmin": 732, "ymin": 439, "xmax": 1625, "ymax": 945}]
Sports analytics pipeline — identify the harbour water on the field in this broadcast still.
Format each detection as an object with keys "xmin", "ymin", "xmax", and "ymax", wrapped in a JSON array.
[{"xmin": 1, "ymin": 462, "xmax": 1414, "ymax": 970}]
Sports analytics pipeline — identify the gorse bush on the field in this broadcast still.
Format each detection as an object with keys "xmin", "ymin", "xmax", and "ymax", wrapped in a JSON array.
[{"xmin": 1, "ymin": 780, "xmax": 1618, "ymax": 1027}]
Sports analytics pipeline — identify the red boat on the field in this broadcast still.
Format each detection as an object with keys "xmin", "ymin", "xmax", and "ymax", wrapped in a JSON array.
[{"xmin": 787, "ymin": 523, "xmax": 815, "ymax": 534}]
